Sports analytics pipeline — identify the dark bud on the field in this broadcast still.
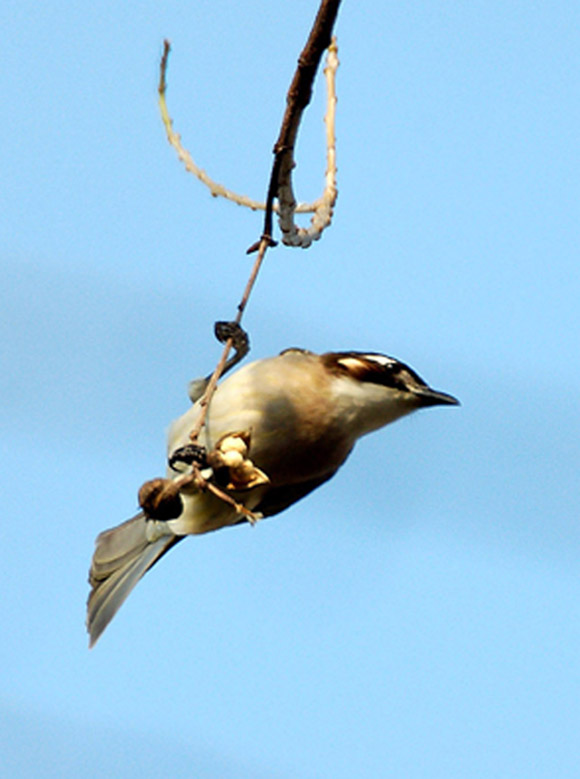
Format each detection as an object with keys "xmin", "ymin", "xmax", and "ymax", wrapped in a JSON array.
[
  {"xmin": 138, "ymin": 478, "xmax": 184, "ymax": 521},
  {"xmin": 168, "ymin": 444, "xmax": 208, "ymax": 471}
]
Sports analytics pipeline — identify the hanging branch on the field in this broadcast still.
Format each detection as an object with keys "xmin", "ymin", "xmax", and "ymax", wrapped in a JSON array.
[
  {"xmin": 258, "ymin": 0, "xmax": 342, "ymax": 248},
  {"xmin": 278, "ymin": 36, "xmax": 338, "ymax": 248},
  {"xmin": 158, "ymin": 6, "xmax": 340, "ymax": 237},
  {"xmin": 158, "ymin": 41, "xmax": 269, "ymax": 213},
  {"xmin": 159, "ymin": 39, "xmax": 326, "ymax": 216},
  {"xmin": 141, "ymin": 0, "xmax": 343, "ymax": 521}
]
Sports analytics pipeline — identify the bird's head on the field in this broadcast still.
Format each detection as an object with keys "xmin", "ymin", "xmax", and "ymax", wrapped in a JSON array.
[{"xmin": 320, "ymin": 351, "xmax": 459, "ymax": 436}]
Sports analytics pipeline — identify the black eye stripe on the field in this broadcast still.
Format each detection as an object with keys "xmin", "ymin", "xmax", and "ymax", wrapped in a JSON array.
[
  {"xmin": 321, "ymin": 351, "xmax": 429, "ymax": 391},
  {"xmin": 355, "ymin": 366, "xmax": 410, "ymax": 391}
]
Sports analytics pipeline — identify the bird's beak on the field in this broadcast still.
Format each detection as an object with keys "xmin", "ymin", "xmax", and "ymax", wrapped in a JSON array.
[{"xmin": 414, "ymin": 388, "xmax": 460, "ymax": 407}]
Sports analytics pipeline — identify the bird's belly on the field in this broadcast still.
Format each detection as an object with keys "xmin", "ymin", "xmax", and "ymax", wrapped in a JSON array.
[
  {"xmin": 168, "ymin": 484, "xmax": 268, "ymax": 535},
  {"xmin": 168, "ymin": 385, "xmax": 352, "ymax": 490}
]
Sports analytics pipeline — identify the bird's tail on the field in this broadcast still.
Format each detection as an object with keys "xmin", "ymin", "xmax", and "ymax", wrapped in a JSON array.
[{"xmin": 86, "ymin": 512, "xmax": 182, "ymax": 647}]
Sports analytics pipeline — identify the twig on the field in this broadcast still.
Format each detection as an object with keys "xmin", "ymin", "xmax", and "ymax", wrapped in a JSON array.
[
  {"xmin": 186, "ymin": 234, "xmax": 271, "ymax": 444},
  {"xmin": 266, "ymin": 0, "xmax": 342, "ymax": 246},
  {"xmin": 278, "ymin": 37, "xmax": 339, "ymax": 247},
  {"xmin": 278, "ymin": 38, "xmax": 339, "ymax": 249},
  {"xmin": 159, "ymin": 40, "xmax": 317, "ymax": 215},
  {"xmin": 158, "ymin": 31, "xmax": 339, "ymax": 227},
  {"xmin": 172, "ymin": 471, "xmax": 261, "ymax": 525}
]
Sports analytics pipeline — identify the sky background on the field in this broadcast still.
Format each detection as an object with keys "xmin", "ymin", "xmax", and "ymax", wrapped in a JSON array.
[{"xmin": 2, "ymin": 1, "xmax": 579, "ymax": 776}]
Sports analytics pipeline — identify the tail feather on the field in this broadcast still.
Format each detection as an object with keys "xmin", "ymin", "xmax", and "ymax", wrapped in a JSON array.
[{"xmin": 87, "ymin": 512, "xmax": 181, "ymax": 647}]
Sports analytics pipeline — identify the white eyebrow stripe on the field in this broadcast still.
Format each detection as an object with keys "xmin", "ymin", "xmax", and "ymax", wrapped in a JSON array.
[
  {"xmin": 359, "ymin": 354, "xmax": 396, "ymax": 366},
  {"xmin": 336, "ymin": 357, "xmax": 363, "ymax": 371},
  {"xmin": 336, "ymin": 354, "xmax": 399, "ymax": 373}
]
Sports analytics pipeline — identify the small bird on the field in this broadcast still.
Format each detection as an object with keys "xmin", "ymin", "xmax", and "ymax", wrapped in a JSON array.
[{"xmin": 87, "ymin": 347, "xmax": 459, "ymax": 646}]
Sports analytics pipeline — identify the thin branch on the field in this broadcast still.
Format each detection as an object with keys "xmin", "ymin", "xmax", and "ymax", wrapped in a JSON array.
[
  {"xmin": 180, "ymin": 235, "xmax": 270, "ymax": 520},
  {"xmin": 174, "ymin": 470, "xmax": 262, "ymax": 525},
  {"xmin": 141, "ymin": 469, "xmax": 261, "ymax": 524},
  {"xmin": 278, "ymin": 37, "xmax": 339, "ymax": 247},
  {"xmin": 158, "ymin": 41, "xmax": 262, "ymax": 209},
  {"xmin": 265, "ymin": 0, "xmax": 342, "ymax": 245},
  {"xmin": 186, "ymin": 235, "xmax": 271, "ymax": 445},
  {"xmin": 159, "ymin": 40, "xmax": 320, "ymax": 215}
]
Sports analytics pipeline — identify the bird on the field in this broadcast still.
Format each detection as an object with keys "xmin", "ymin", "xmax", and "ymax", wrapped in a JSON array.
[{"xmin": 87, "ymin": 346, "xmax": 459, "ymax": 646}]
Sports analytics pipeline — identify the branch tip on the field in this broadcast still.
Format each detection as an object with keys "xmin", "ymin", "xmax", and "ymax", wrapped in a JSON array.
[{"xmin": 159, "ymin": 39, "xmax": 171, "ymax": 94}]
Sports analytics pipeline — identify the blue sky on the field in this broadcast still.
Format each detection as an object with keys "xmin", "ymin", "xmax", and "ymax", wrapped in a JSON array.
[{"xmin": 2, "ymin": 1, "xmax": 579, "ymax": 776}]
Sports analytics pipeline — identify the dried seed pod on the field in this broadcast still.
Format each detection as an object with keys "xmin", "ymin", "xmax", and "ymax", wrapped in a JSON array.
[
  {"xmin": 138, "ymin": 477, "xmax": 183, "ymax": 520},
  {"xmin": 217, "ymin": 432, "xmax": 250, "ymax": 456},
  {"xmin": 221, "ymin": 449, "xmax": 245, "ymax": 468},
  {"xmin": 226, "ymin": 461, "xmax": 270, "ymax": 491}
]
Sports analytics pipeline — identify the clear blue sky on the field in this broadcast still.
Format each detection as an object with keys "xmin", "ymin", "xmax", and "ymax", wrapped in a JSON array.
[{"xmin": 2, "ymin": 2, "xmax": 579, "ymax": 777}]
